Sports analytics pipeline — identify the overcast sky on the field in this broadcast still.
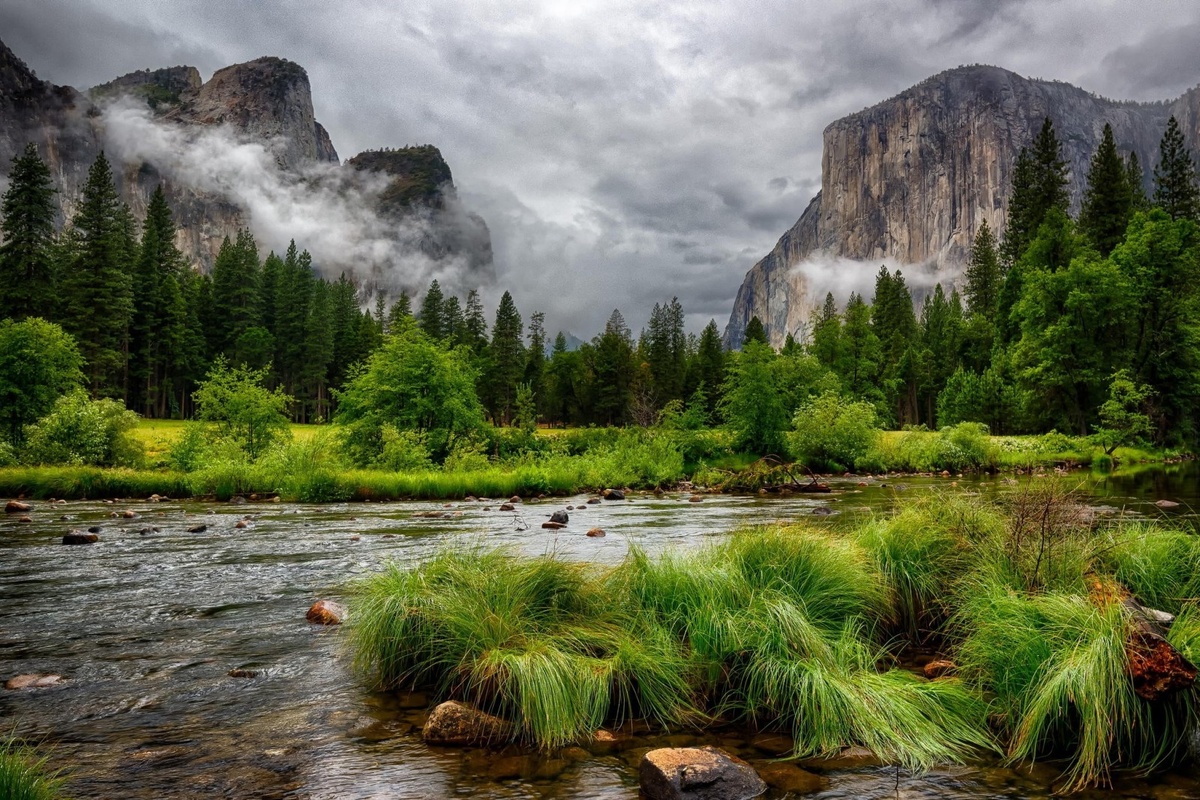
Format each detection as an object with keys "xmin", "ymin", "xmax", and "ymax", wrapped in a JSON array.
[{"xmin": 3, "ymin": 0, "xmax": 1199, "ymax": 337}]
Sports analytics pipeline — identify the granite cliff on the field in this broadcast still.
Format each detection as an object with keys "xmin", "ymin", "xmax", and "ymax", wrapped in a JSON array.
[
  {"xmin": 725, "ymin": 65, "xmax": 1200, "ymax": 348},
  {"xmin": 0, "ymin": 38, "xmax": 493, "ymax": 291}
]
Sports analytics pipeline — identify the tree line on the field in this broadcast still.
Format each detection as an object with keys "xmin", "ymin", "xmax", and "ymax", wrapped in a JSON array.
[{"xmin": 1, "ymin": 112, "xmax": 1197, "ymax": 449}]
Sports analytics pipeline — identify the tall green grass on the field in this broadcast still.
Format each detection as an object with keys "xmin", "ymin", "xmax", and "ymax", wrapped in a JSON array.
[{"xmin": 0, "ymin": 740, "xmax": 65, "ymax": 800}]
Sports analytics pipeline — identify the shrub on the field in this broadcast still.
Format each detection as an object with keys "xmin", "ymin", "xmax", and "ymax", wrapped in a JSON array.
[
  {"xmin": 0, "ymin": 739, "xmax": 65, "ymax": 800},
  {"xmin": 375, "ymin": 426, "xmax": 433, "ymax": 472},
  {"xmin": 789, "ymin": 391, "xmax": 880, "ymax": 471},
  {"xmin": 166, "ymin": 422, "xmax": 210, "ymax": 472},
  {"xmin": 22, "ymin": 391, "xmax": 143, "ymax": 467},
  {"xmin": 192, "ymin": 356, "xmax": 292, "ymax": 459}
]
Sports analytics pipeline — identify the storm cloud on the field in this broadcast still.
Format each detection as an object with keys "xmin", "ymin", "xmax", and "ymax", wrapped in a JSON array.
[{"xmin": 3, "ymin": 0, "xmax": 1198, "ymax": 338}]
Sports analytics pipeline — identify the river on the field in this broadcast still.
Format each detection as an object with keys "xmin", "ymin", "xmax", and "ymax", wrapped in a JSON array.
[{"xmin": 2, "ymin": 463, "xmax": 1198, "ymax": 799}]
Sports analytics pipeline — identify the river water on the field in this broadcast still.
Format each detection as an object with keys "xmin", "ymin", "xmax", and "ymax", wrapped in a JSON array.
[{"xmin": 2, "ymin": 464, "xmax": 1198, "ymax": 799}]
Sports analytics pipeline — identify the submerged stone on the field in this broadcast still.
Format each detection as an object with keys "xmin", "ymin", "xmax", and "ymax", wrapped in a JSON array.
[
  {"xmin": 422, "ymin": 700, "xmax": 511, "ymax": 747},
  {"xmin": 640, "ymin": 746, "xmax": 765, "ymax": 800},
  {"xmin": 306, "ymin": 599, "xmax": 346, "ymax": 625}
]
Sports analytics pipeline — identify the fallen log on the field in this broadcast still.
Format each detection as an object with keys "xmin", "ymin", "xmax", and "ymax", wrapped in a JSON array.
[{"xmin": 1089, "ymin": 577, "xmax": 1196, "ymax": 701}]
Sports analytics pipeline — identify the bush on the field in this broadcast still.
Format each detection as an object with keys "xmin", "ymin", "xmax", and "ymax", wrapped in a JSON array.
[
  {"xmin": 166, "ymin": 422, "xmax": 210, "ymax": 472},
  {"xmin": 789, "ymin": 391, "xmax": 880, "ymax": 471},
  {"xmin": 22, "ymin": 391, "xmax": 144, "ymax": 467},
  {"xmin": 376, "ymin": 426, "xmax": 433, "ymax": 471},
  {"xmin": 193, "ymin": 356, "xmax": 292, "ymax": 459},
  {"xmin": 0, "ymin": 739, "xmax": 66, "ymax": 800}
]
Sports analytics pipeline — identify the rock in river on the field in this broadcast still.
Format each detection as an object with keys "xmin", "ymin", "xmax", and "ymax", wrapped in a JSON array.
[
  {"xmin": 5, "ymin": 500, "xmax": 31, "ymax": 513},
  {"xmin": 586, "ymin": 528, "xmax": 606, "ymax": 537},
  {"xmin": 306, "ymin": 599, "xmax": 346, "ymax": 625},
  {"xmin": 63, "ymin": 531, "xmax": 99, "ymax": 545},
  {"xmin": 640, "ymin": 746, "xmax": 766, "ymax": 800},
  {"xmin": 549, "ymin": 510, "xmax": 569, "ymax": 524},
  {"xmin": 602, "ymin": 489, "xmax": 625, "ymax": 501},
  {"xmin": 422, "ymin": 700, "xmax": 512, "ymax": 746},
  {"xmin": 5, "ymin": 674, "xmax": 63, "ymax": 690}
]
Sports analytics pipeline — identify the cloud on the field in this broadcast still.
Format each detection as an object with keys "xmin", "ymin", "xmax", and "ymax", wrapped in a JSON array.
[
  {"xmin": 7, "ymin": 0, "xmax": 1200, "ymax": 337},
  {"xmin": 790, "ymin": 254, "xmax": 963, "ymax": 316},
  {"xmin": 99, "ymin": 99, "xmax": 489, "ymax": 299}
]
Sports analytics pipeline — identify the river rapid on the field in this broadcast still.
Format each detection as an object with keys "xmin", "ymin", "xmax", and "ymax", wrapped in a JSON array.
[{"xmin": 2, "ymin": 464, "xmax": 1198, "ymax": 799}]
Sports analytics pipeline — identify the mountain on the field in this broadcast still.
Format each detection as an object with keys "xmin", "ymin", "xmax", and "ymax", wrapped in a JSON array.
[
  {"xmin": 0, "ymin": 38, "xmax": 493, "ymax": 292},
  {"xmin": 724, "ymin": 65, "xmax": 1200, "ymax": 348}
]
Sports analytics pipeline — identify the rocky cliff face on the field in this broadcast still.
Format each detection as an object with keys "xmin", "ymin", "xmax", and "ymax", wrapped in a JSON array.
[
  {"xmin": 725, "ymin": 65, "xmax": 1200, "ymax": 348},
  {"xmin": 0, "ymin": 39, "xmax": 493, "ymax": 289}
]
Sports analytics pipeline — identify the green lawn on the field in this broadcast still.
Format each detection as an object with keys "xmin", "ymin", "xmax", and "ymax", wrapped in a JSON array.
[{"xmin": 131, "ymin": 419, "xmax": 322, "ymax": 461}]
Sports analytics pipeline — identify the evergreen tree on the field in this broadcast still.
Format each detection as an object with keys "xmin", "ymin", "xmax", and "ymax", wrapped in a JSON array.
[
  {"xmin": 442, "ymin": 294, "xmax": 464, "ymax": 344},
  {"xmin": 129, "ymin": 186, "xmax": 188, "ymax": 416},
  {"xmin": 387, "ymin": 291, "xmax": 412, "ymax": 333},
  {"xmin": 1127, "ymin": 151, "xmax": 1150, "ymax": 212},
  {"xmin": 418, "ymin": 279, "xmax": 446, "ymax": 341},
  {"xmin": 486, "ymin": 291, "xmax": 524, "ymax": 423},
  {"xmin": 462, "ymin": 289, "xmax": 489, "ymax": 353},
  {"xmin": 301, "ymin": 279, "xmax": 335, "ymax": 421},
  {"xmin": 210, "ymin": 229, "xmax": 262, "ymax": 357},
  {"xmin": 545, "ymin": 331, "xmax": 580, "ymax": 425},
  {"xmin": 693, "ymin": 320, "xmax": 725, "ymax": 418},
  {"xmin": 837, "ymin": 292, "xmax": 881, "ymax": 400},
  {"xmin": 259, "ymin": 251, "xmax": 282, "ymax": 337},
  {"xmin": 810, "ymin": 293, "xmax": 842, "ymax": 368},
  {"xmin": 918, "ymin": 284, "xmax": 963, "ymax": 426},
  {"xmin": 743, "ymin": 316, "xmax": 768, "ymax": 347},
  {"xmin": 273, "ymin": 243, "xmax": 313, "ymax": 396},
  {"xmin": 1001, "ymin": 118, "xmax": 1070, "ymax": 265},
  {"xmin": 1152, "ymin": 116, "xmax": 1200, "ymax": 222},
  {"xmin": 964, "ymin": 219, "xmax": 1002, "ymax": 320},
  {"xmin": 1079, "ymin": 123, "xmax": 1133, "ymax": 256},
  {"xmin": 592, "ymin": 309, "xmax": 634, "ymax": 425},
  {"xmin": 525, "ymin": 310, "xmax": 547, "ymax": 415},
  {"xmin": 58, "ymin": 151, "xmax": 135, "ymax": 398},
  {"xmin": 329, "ymin": 273, "xmax": 367, "ymax": 392},
  {"xmin": 0, "ymin": 143, "xmax": 57, "ymax": 320}
]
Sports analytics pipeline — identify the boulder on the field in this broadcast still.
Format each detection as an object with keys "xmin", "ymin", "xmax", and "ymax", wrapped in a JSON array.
[
  {"xmin": 923, "ymin": 660, "xmax": 956, "ymax": 679},
  {"xmin": 499, "ymin": 503, "xmax": 516, "ymax": 512},
  {"xmin": 18, "ymin": 515, "xmax": 32, "ymax": 523},
  {"xmin": 306, "ymin": 599, "xmax": 347, "ymax": 625},
  {"xmin": 688, "ymin": 495, "xmax": 703, "ymax": 503},
  {"xmin": 587, "ymin": 497, "xmax": 602, "ymax": 505},
  {"xmin": 811, "ymin": 507, "xmax": 833, "ymax": 516},
  {"xmin": 586, "ymin": 528, "xmax": 606, "ymax": 538},
  {"xmin": 549, "ymin": 510, "xmax": 569, "ymax": 524},
  {"xmin": 542, "ymin": 521, "xmax": 566, "ymax": 530},
  {"xmin": 235, "ymin": 520, "xmax": 249, "ymax": 529},
  {"xmin": 122, "ymin": 509, "xmax": 138, "ymax": 519},
  {"xmin": 509, "ymin": 496, "xmax": 522, "ymax": 504},
  {"xmin": 5, "ymin": 500, "xmax": 31, "ymax": 513},
  {"xmin": 640, "ymin": 746, "xmax": 766, "ymax": 800},
  {"xmin": 187, "ymin": 524, "xmax": 208, "ymax": 533},
  {"xmin": 87, "ymin": 525, "xmax": 101, "ymax": 533},
  {"xmin": 757, "ymin": 763, "xmax": 826, "ymax": 794},
  {"xmin": 1156, "ymin": 499, "xmax": 1181, "ymax": 509},
  {"xmin": 422, "ymin": 700, "xmax": 512, "ymax": 746},
  {"xmin": 63, "ymin": 531, "xmax": 99, "ymax": 545},
  {"xmin": 228, "ymin": 668, "xmax": 260, "ymax": 678},
  {"xmin": 603, "ymin": 489, "xmax": 625, "ymax": 501}
]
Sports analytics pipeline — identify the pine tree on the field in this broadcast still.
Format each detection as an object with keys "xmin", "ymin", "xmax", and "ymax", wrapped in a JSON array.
[
  {"xmin": 58, "ymin": 151, "xmax": 135, "ymax": 397},
  {"xmin": 129, "ymin": 185, "xmax": 187, "ymax": 416},
  {"xmin": 273, "ymin": 243, "xmax": 313, "ymax": 396},
  {"xmin": 743, "ymin": 316, "xmax": 768, "ymax": 347},
  {"xmin": 837, "ymin": 292, "xmax": 881, "ymax": 399},
  {"xmin": 210, "ymin": 229, "xmax": 262, "ymax": 357},
  {"xmin": 546, "ymin": 331, "xmax": 578, "ymax": 425},
  {"xmin": 1001, "ymin": 118, "xmax": 1069, "ymax": 265},
  {"xmin": 525, "ymin": 310, "xmax": 547, "ymax": 416},
  {"xmin": 810, "ymin": 292, "xmax": 842, "ymax": 368},
  {"xmin": 259, "ymin": 251, "xmax": 282, "ymax": 337},
  {"xmin": 693, "ymin": 319, "xmax": 725, "ymax": 418},
  {"xmin": 419, "ymin": 279, "xmax": 446, "ymax": 341},
  {"xmin": 592, "ymin": 309, "xmax": 635, "ymax": 425},
  {"xmin": 1079, "ymin": 123, "xmax": 1133, "ymax": 256},
  {"xmin": 0, "ymin": 143, "xmax": 57, "ymax": 320},
  {"xmin": 486, "ymin": 291, "xmax": 524, "ymax": 423},
  {"xmin": 1127, "ymin": 151, "xmax": 1150, "ymax": 212},
  {"xmin": 1152, "ymin": 116, "xmax": 1200, "ymax": 222},
  {"xmin": 442, "ymin": 294, "xmax": 464, "ymax": 344},
  {"xmin": 462, "ymin": 289, "xmax": 489, "ymax": 353},
  {"xmin": 387, "ymin": 291, "xmax": 412, "ymax": 333},
  {"xmin": 964, "ymin": 220, "xmax": 1001, "ymax": 319},
  {"xmin": 301, "ymin": 279, "xmax": 335, "ymax": 421}
]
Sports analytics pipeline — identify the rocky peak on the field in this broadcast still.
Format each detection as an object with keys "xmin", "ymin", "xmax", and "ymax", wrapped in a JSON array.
[
  {"xmin": 347, "ymin": 145, "xmax": 455, "ymax": 213},
  {"xmin": 0, "ymin": 37, "xmax": 47, "ymax": 100},
  {"xmin": 725, "ymin": 64, "xmax": 1200, "ymax": 348},
  {"xmin": 89, "ymin": 65, "xmax": 202, "ymax": 110},
  {"xmin": 167, "ymin": 56, "xmax": 338, "ymax": 169}
]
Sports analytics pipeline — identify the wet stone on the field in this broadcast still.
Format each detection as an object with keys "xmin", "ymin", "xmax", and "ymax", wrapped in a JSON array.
[
  {"xmin": 757, "ymin": 762, "xmax": 826, "ymax": 794},
  {"xmin": 306, "ymin": 600, "xmax": 346, "ymax": 625},
  {"xmin": 639, "ymin": 746, "xmax": 766, "ymax": 800},
  {"xmin": 63, "ymin": 531, "xmax": 99, "ymax": 545},
  {"xmin": 5, "ymin": 500, "xmax": 31, "ymax": 513},
  {"xmin": 422, "ymin": 701, "xmax": 511, "ymax": 747}
]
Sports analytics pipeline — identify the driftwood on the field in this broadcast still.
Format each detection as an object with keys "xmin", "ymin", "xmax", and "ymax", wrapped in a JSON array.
[
  {"xmin": 1089, "ymin": 577, "xmax": 1197, "ymax": 701},
  {"xmin": 711, "ymin": 456, "xmax": 831, "ymax": 494}
]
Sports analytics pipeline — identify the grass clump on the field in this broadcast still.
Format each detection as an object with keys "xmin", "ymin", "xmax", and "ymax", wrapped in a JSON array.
[
  {"xmin": 351, "ymin": 548, "xmax": 695, "ymax": 748},
  {"xmin": 0, "ymin": 740, "xmax": 65, "ymax": 800}
]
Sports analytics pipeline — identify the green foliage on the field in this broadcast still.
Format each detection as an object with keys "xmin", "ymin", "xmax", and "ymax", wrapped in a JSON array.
[
  {"xmin": 0, "ymin": 143, "xmax": 57, "ymax": 321},
  {"xmin": 0, "ymin": 739, "xmax": 66, "ymax": 800},
  {"xmin": 376, "ymin": 425, "xmax": 434, "ymax": 471},
  {"xmin": 335, "ymin": 325, "xmax": 484, "ymax": 462},
  {"xmin": 789, "ymin": 391, "xmax": 880, "ymax": 471},
  {"xmin": 720, "ymin": 341, "xmax": 788, "ymax": 455},
  {"xmin": 964, "ymin": 220, "xmax": 1001, "ymax": 319},
  {"xmin": 1079, "ymin": 123, "xmax": 1133, "ymax": 256},
  {"xmin": 0, "ymin": 317, "xmax": 84, "ymax": 444},
  {"xmin": 22, "ymin": 389, "xmax": 143, "ymax": 467},
  {"xmin": 862, "ymin": 423, "xmax": 998, "ymax": 474},
  {"xmin": 192, "ymin": 356, "xmax": 293, "ymax": 459},
  {"xmin": 742, "ymin": 315, "xmax": 768, "ymax": 346},
  {"xmin": 1152, "ymin": 116, "xmax": 1200, "ymax": 222},
  {"xmin": 1093, "ymin": 370, "xmax": 1153, "ymax": 455}
]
